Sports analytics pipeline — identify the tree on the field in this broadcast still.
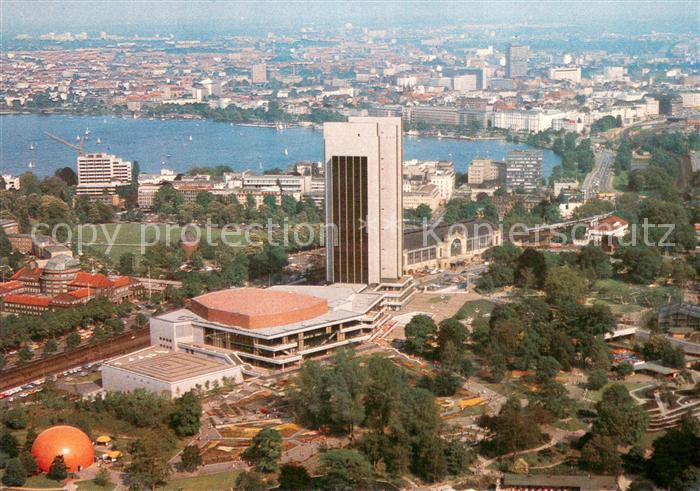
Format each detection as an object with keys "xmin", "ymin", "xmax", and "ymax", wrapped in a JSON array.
[
  {"xmin": 404, "ymin": 314, "xmax": 436, "ymax": 355},
  {"xmin": 536, "ymin": 356, "xmax": 562, "ymax": 383},
  {"xmin": 242, "ymin": 427, "xmax": 282, "ymax": 473},
  {"xmin": 3, "ymin": 406, "xmax": 28, "ymax": 429},
  {"xmin": 127, "ymin": 438, "xmax": 172, "ymax": 490},
  {"xmin": 48, "ymin": 455, "xmax": 68, "ymax": 481},
  {"xmin": 615, "ymin": 362, "xmax": 634, "ymax": 380},
  {"xmin": 19, "ymin": 451, "xmax": 38, "ymax": 476},
  {"xmin": 577, "ymin": 244, "xmax": 612, "ymax": 279},
  {"xmin": 66, "ymin": 332, "xmax": 81, "ymax": 350},
  {"xmin": 616, "ymin": 246, "xmax": 662, "ymax": 284},
  {"xmin": 516, "ymin": 249, "xmax": 548, "ymax": 289},
  {"xmin": 94, "ymin": 467, "xmax": 112, "ymax": 488},
  {"xmin": 169, "ymin": 391, "xmax": 201, "ymax": 437},
  {"xmin": 642, "ymin": 335, "xmax": 686, "ymax": 369},
  {"xmin": 436, "ymin": 318, "xmax": 467, "ymax": 367},
  {"xmin": 533, "ymin": 380, "xmax": 573, "ymax": 418},
  {"xmin": 0, "ymin": 431, "xmax": 19, "ymax": 457},
  {"xmin": 443, "ymin": 438, "xmax": 474, "ymax": 476},
  {"xmin": 587, "ymin": 369, "xmax": 609, "ymax": 390},
  {"xmin": 18, "ymin": 346, "xmax": 34, "ymax": 363},
  {"xmin": 593, "ymin": 384, "xmax": 649, "ymax": 446},
  {"xmin": 43, "ymin": 338, "xmax": 58, "ymax": 357},
  {"xmin": 278, "ymin": 464, "xmax": 312, "ymax": 490},
  {"xmin": 411, "ymin": 435, "xmax": 448, "ymax": 483},
  {"xmin": 180, "ymin": 444, "xmax": 202, "ymax": 472},
  {"xmin": 24, "ymin": 427, "xmax": 38, "ymax": 449},
  {"xmin": 544, "ymin": 265, "xmax": 587, "ymax": 305},
  {"xmin": 318, "ymin": 449, "xmax": 373, "ymax": 490},
  {"xmin": 580, "ymin": 434, "xmax": 623, "ymax": 474},
  {"xmin": 646, "ymin": 414, "xmax": 700, "ymax": 488},
  {"xmin": 119, "ymin": 252, "xmax": 136, "ymax": 275},
  {"xmin": 2, "ymin": 458, "xmax": 27, "ymax": 486},
  {"xmin": 234, "ymin": 470, "xmax": 266, "ymax": 491},
  {"xmin": 478, "ymin": 398, "xmax": 548, "ymax": 456}
]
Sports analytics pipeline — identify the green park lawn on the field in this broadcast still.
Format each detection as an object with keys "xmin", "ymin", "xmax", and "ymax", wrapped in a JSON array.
[
  {"xmin": 0, "ymin": 471, "xmax": 65, "ymax": 489},
  {"xmin": 75, "ymin": 478, "xmax": 114, "ymax": 490},
  {"xmin": 455, "ymin": 299, "xmax": 496, "ymax": 320},
  {"xmin": 161, "ymin": 470, "xmax": 241, "ymax": 490},
  {"xmin": 612, "ymin": 170, "xmax": 629, "ymax": 191},
  {"xmin": 71, "ymin": 223, "xmax": 244, "ymax": 259},
  {"xmin": 591, "ymin": 279, "xmax": 682, "ymax": 309}
]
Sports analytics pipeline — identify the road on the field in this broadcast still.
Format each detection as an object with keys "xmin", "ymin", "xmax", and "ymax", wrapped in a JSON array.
[{"xmin": 582, "ymin": 149, "xmax": 615, "ymax": 199}]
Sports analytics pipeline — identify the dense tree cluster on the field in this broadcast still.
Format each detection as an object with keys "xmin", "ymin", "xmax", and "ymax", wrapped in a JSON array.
[
  {"xmin": 76, "ymin": 389, "xmax": 201, "ymax": 436},
  {"xmin": 472, "ymin": 297, "xmax": 615, "ymax": 379},
  {"xmin": 0, "ymin": 297, "xmax": 127, "ymax": 352},
  {"xmin": 288, "ymin": 351, "xmax": 471, "ymax": 483}
]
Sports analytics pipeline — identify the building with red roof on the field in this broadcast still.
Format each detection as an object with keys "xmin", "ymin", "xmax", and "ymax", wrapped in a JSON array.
[{"xmin": 1, "ymin": 255, "xmax": 142, "ymax": 315}]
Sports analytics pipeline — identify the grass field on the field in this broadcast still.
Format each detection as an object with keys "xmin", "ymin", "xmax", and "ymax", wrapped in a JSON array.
[
  {"xmin": 161, "ymin": 470, "xmax": 241, "ymax": 490},
  {"xmin": 75, "ymin": 478, "xmax": 113, "ymax": 491},
  {"xmin": 0, "ymin": 472, "xmax": 67, "ymax": 489},
  {"xmin": 455, "ymin": 299, "xmax": 496, "ymax": 320},
  {"xmin": 72, "ymin": 223, "xmax": 245, "ymax": 258},
  {"xmin": 612, "ymin": 170, "xmax": 629, "ymax": 191},
  {"xmin": 591, "ymin": 279, "xmax": 682, "ymax": 308}
]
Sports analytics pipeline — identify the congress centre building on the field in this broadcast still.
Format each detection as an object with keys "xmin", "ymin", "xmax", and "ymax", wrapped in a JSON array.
[{"xmin": 148, "ymin": 284, "xmax": 387, "ymax": 370}]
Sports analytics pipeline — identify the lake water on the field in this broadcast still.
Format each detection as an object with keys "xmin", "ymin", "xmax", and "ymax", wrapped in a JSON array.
[{"xmin": 0, "ymin": 114, "xmax": 560, "ymax": 177}]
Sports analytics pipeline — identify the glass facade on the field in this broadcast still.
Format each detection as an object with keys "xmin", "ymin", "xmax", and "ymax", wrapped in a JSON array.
[{"xmin": 330, "ymin": 155, "xmax": 368, "ymax": 284}]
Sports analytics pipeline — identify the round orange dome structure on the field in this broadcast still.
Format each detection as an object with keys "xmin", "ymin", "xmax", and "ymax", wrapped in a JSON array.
[{"xmin": 31, "ymin": 426, "xmax": 94, "ymax": 473}]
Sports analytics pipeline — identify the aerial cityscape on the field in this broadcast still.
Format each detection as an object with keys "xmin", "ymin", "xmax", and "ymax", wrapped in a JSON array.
[{"xmin": 0, "ymin": 1, "xmax": 699, "ymax": 490}]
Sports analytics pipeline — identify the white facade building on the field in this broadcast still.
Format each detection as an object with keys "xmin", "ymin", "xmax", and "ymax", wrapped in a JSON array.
[
  {"xmin": 549, "ymin": 66, "xmax": 582, "ymax": 83},
  {"xmin": 493, "ymin": 109, "xmax": 566, "ymax": 132},
  {"xmin": 102, "ymin": 347, "xmax": 244, "ymax": 399}
]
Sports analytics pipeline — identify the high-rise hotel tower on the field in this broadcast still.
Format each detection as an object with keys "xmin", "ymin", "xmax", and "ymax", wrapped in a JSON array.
[{"xmin": 323, "ymin": 117, "xmax": 403, "ymax": 285}]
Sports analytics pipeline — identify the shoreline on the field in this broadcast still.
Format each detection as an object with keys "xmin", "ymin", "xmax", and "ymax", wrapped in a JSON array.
[
  {"xmin": 1, "ymin": 113, "xmax": 560, "ymax": 178},
  {"xmin": 0, "ymin": 110, "xmax": 508, "ymax": 141}
]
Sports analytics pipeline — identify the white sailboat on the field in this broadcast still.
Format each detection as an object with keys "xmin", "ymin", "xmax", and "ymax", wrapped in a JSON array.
[
  {"xmin": 96, "ymin": 138, "xmax": 102, "ymax": 144},
  {"xmin": 188, "ymin": 135, "xmax": 193, "ymax": 142},
  {"xmin": 28, "ymin": 161, "xmax": 34, "ymax": 169},
  {"xmin": 29, "ymin": 142, "xmax": 35, "ymax": 150},
  {"xmin": 284, "ymin": 148, "xmax": 289, "ymax": 156}
]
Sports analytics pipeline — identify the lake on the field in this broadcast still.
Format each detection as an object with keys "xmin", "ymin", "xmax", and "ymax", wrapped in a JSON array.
[{"xmin": 0, "ymin": 114, "xmax": 560, "ymax": 177}]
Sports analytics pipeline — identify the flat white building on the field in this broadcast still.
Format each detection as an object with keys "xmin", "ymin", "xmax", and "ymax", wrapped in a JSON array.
[
  {"xmin": 102, "ymin": 346, "xmax": 244, "ymax": 399},
  {"xmin": 549, "ymin": 66, "xmax": 582, "ymax": 83},
  {"xmin": 493, "ymin": 109, "xmax": 566, "ymax": 133},
  {"xmin": 468, "ymin": 159, "xmax": 504, "ymax": 185},
  {"xmin": 77, "ymin": 153, "xmax": 132, "ymax": 186}
]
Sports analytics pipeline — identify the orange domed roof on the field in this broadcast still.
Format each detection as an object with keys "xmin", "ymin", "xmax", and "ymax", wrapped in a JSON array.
[{"xmin": 32, "ymin": 425, "xmax": 94, "ymax": 473}]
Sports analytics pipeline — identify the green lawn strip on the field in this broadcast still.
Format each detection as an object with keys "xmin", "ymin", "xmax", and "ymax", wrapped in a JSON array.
[
  {"xmin": 161, "ymin": 470, "xmax": 241, "ymax": 490},
  {"xmin": 455, "ymin": 299, "xmax": 496, "ymax": 320}
]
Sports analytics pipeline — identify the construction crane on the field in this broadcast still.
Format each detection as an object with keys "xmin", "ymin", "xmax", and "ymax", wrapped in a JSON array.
[{"xmin": 44, "ymin": 131, "xmax": 84, "ymax": 155}]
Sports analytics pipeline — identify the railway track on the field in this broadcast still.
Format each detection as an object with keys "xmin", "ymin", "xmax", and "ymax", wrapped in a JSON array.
[{"xmin": 0, "ymin": 328, "xmax": 150, "ymax": 392}]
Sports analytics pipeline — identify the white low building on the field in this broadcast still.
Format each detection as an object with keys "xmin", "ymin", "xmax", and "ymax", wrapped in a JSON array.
[{"xmin": 102, "ymin": 346, "xmax": 244, "ymax": 399}]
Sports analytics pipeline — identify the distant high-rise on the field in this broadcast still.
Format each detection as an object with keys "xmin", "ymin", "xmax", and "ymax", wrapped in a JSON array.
[
  {"xmin": 506, "ymin": 44, "xmax": 528, "ymax": 79},
  {"xmin": 505, "ymin": 150, "xmax": 542, "ymax": 192},
  {"xmin": 77, "ymin": 153, "xmax": 132, "ymax": 186},
  {"xmin": 251, "ymin": 63, "xmax": 267, "ymax": 84},
  {"xmin": 324, "ymin": 117, "xmax": 403, "ymax": 284},
  {"xmin": 75, "ymin": 153, "xmax": 133, "ymax": 201}
]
